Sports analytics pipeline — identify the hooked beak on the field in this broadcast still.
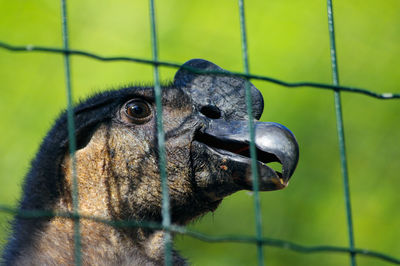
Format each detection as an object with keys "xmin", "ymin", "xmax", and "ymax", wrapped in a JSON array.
[{"xmin": 196, "ymin": 120, "xmax": 299, "ymax": 191}]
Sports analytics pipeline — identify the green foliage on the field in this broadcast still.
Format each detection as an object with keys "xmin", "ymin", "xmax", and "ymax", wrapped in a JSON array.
[{"xmin": 0, "ymin": 0, "xmax": 399, "ymax": 265}]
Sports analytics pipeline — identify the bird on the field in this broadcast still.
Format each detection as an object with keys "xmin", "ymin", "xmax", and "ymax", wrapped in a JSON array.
[{"xmin": 1, "ymin": 59, "xmax": 299, "ymax": 265}]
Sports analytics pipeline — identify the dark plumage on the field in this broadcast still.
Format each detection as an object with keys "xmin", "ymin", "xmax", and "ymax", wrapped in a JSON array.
[{"xmin": 2, "ymin": 59, "xmax": 299, "ymax": 265}]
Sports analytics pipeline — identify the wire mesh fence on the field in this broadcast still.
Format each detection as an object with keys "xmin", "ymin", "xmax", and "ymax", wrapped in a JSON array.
[{"xmin": 0, "ymin": 0, "xmax": 399, "ymax": 265}]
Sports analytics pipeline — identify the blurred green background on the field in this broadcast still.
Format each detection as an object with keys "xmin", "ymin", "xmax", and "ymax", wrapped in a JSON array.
[{"xmin": 1, "ymin": 0, "xmax": 399, "ymax": 265}]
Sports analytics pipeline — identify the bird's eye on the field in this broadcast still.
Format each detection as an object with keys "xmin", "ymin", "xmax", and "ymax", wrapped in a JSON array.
[{"xmin": 124, "ymin": 99, "xmax": 152, "ymax": 124}]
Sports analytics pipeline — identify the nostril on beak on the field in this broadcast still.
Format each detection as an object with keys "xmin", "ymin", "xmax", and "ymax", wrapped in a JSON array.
[{"xmin": 200, "ymin": 105, "xmax": 222, "ymax": 119}]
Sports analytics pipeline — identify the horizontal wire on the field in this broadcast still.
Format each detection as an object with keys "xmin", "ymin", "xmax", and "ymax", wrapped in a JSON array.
[
  {"xmin": 0, "ymin": 204, "xmax": 399, "ymax": 265},
  {"xmin": 0, "ymin": 41, "xmax": 399, "ymax": 100}
]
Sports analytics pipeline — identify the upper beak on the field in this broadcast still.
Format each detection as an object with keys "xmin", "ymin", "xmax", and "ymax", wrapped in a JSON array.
[{"xmin": 198, "ymin": 120, "xmax": 299, "ymax": 191}]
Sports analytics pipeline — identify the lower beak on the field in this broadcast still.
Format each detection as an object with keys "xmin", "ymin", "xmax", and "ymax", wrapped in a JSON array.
[{"xmin": 199, "ymin": 120, "xmax": 299, "ymax": 191}]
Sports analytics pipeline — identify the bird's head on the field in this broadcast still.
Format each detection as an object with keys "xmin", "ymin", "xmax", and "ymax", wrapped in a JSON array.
[{"xmin": 57, "ymin": 59, "xmax": 298, "ymax": 225}]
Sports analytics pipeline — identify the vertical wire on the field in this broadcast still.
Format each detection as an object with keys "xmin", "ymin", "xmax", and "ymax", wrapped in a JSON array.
[
  {"xmin": 327, "ymin": 1, "xmax": 356, "ymax": 265},
  {"xmin": 148, "ymin": 1, "xmax": 172, "ymax": 265},
  {"xmin": 238, "ymin": 0, "xmax": 264, "ymax": 265},
  {"xmin": 60, "ymin": 0, "xmax": 81, "ymax": 265}
]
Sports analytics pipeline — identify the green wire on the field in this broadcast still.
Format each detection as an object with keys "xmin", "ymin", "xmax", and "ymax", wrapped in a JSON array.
[
  {"xmin": 238, "ymin": 0, "xmax": 264, "ymax": 265},
  {"xmin": 1, "ymin": 42, "xmax": 399, "ymax": 100},
  {"xmin": 60, "ymin": 0, "xmax": 81, "ymax": 265},
  {"xmin": 148, "ymin": 1, "xmax": 172, "ymax": 266},
  {"xmin": 1, "ymin": 205, "xmax": 400, "ymax": 265},
  {"xmin": 327, "ymin": 1, "xmax": 356, "ymax": 266}
]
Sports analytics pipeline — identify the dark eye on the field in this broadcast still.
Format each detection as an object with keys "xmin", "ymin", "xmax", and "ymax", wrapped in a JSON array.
[{"xmin": 124, "ymin": 99, "xmax": 152, "ymax": 123}]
